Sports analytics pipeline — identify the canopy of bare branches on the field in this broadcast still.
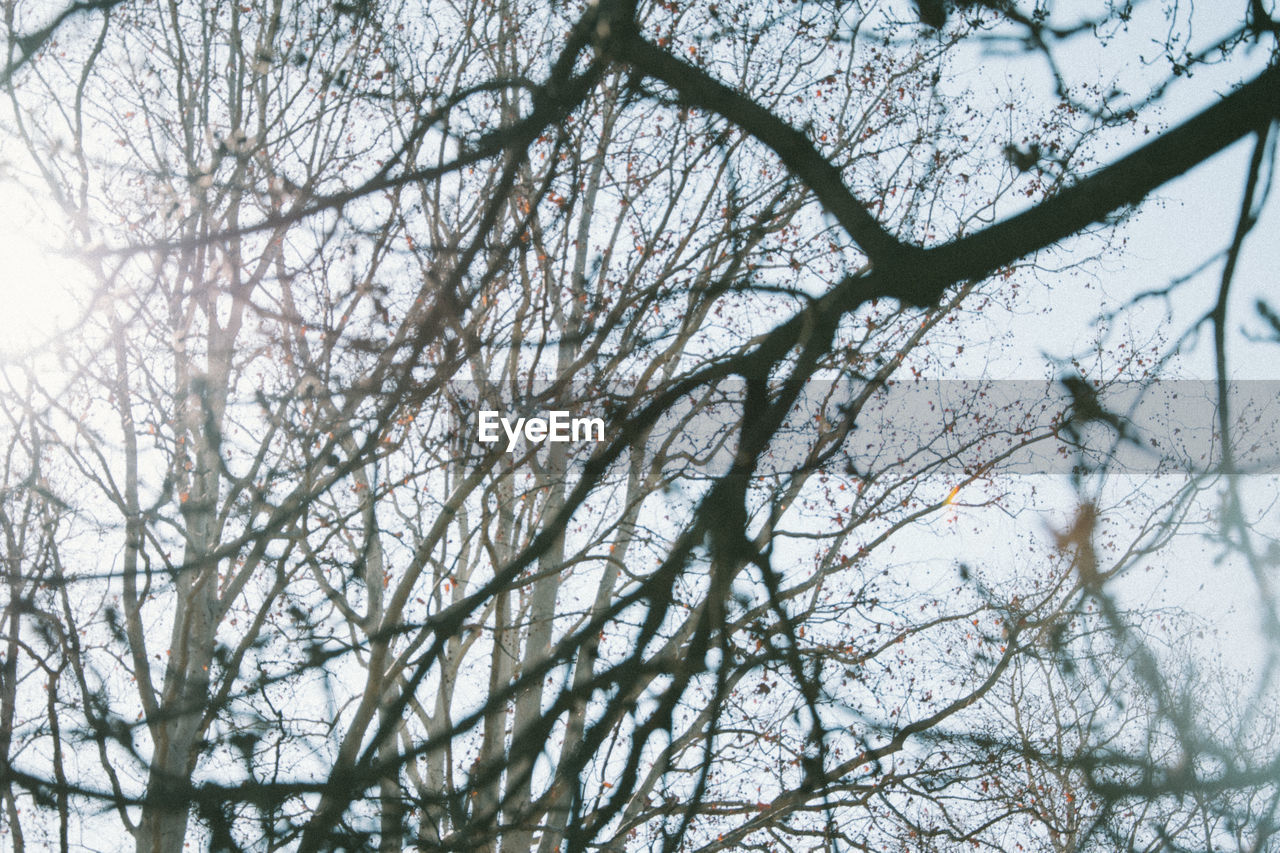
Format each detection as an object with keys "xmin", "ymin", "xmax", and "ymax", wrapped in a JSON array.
[{"xmin": 0, "ymin": 0, "xmax": 1277, "ymax": 851}]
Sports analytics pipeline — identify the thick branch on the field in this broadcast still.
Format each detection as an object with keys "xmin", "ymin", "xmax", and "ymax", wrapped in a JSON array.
[
  {"xmin": 914, "ymin": 63, "xmax": 1280, "ymax": 304},
  {"xmin": 608, "ymin": 28, "xmax": 919, "ymax": 270}
]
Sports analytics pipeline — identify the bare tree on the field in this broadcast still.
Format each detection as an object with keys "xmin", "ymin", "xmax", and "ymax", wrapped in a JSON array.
[{"xmin": 0, "ymin": 0, "xmax": 1277, "ymax": 851}]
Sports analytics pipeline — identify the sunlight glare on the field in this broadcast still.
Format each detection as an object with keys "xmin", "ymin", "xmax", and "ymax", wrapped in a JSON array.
[{"xmin": 0, "ymin": 195, "xmax": 89, "ymax": 361}]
